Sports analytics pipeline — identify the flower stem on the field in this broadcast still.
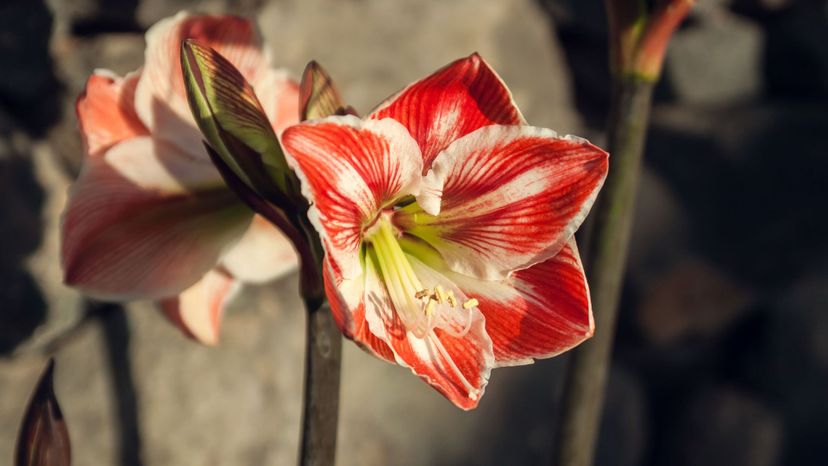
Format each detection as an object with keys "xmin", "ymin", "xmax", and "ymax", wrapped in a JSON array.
[
  {"xmin": 554, "ymin": 76, "xmax": 655, "ymax": 466},
  {"xmin": 299, "ymin": 298, "xmax": 342, "ymax": 466}
]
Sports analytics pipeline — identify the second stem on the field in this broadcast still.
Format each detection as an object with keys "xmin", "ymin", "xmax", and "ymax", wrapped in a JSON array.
[{"xmin": 555, "ymin": 76, "xmax": 655, "ymax": 466}]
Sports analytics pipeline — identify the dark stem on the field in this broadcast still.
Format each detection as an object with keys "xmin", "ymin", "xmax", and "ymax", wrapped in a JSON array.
[
  {"xmin": 554, "ymin": 77, "xmax": 654, "ymax": 466},
  {"xmin": 298, "ymin": 299, "xmax": 342, "ymax": 466}
]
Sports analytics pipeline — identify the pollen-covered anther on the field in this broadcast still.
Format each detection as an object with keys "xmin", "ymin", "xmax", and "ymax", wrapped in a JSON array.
[
  {"xmin": 424, "ymin": 299, "xmax": 437, "ymax": 316},
  {"xmin": 447, "ymin": 292, "xmax": 457, "ymax": 308},
  {"xmin": 435, "ymin": 285, "xmax": 447, "ymax": 304},
  {"xmin": 462, "ymin": 298, "xmax": 479, "ymax": 310},
  {"xmin": 415, "ymin": 289, "xmax": 433, "ymax": 299}
]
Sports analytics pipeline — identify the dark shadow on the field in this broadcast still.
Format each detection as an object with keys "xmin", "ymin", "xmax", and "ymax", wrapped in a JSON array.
[
  {"xmin": 97, "ymin": 303, "xmax": 144, "ymax": 466},
  {"xmin": 0, "ymin": 0, "xmax": 63, "ymax": 137},
  {"xmin": 731, "ymin": 0, "xmax": 828, "ymax": 102},
  {"xmin": 645, "ymin": 102, "xmax": 828, "ymax": 289},
  {"xmin": 0, "ymin": 115, "xmax": 47, "ymax": 355},
  {"xmin": 70, "ymin": 0, "xmax": 143, "ymax": 37}
]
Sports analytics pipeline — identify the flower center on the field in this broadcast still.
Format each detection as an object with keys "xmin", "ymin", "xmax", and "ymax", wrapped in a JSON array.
[{"xmin": 365, "ymin": 214, "xmax": 475, "ymax": 339}]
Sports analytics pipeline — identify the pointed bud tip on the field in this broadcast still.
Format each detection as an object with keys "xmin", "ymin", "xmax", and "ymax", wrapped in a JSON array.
[
  {"xmin": 299, "ymin": 59, "xmax": 346, "ymax": 121},
  {"xmin": 16, "ymin": 358, "xmax": 71, "ymax": 466}
]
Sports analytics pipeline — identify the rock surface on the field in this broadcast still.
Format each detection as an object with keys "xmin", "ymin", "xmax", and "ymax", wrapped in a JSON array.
[{"xmin": 1, "ymin": 0, "xmax": 827, "ymax": 464}]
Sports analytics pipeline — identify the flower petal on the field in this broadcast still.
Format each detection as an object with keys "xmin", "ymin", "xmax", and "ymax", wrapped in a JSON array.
[
  {"xmin": 323, "ymin": 257, "xmax": 395, "ymax": 362},
  {"xmin": 134, "ymin": 12, "xmax": 276, "ymax": 153},
  {"xmin": 445, "ymin": 238, "xmax": 593, "ymax": 367},
  {"xmin": 62, "ymin": 138, "xmax": 252, "ymax": 300},
  {"xmin": 402, "ymin": 124, "xmax": 608, "ymax": 280},
  {"xmin": 76, "ymin": 70, "xmax": 147, "ymax": 156},
  {"xmin": 361, "ymin": 255, "xmax": 494, "ymax": 410},
  {"xmin": 281, "ymin": 116, "xmax": 423, "ymax": 280},
  {"xmin": 255, "ymin": 68, "xmax": 301, "ymax": 135},
  {"xmin": 369, "ymin": 53, "xmax": 524, "ymax": 169},
  {"xmin": 220, "ymin": 215, "xmax": 298, "ymax": 284},
  {"xmin": 160, "ymin": 268, "xmax": 240, "ymax": 345}
]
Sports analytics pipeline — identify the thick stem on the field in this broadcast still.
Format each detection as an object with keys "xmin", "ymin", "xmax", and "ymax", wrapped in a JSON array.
[
  {"xmin": 554, "ymin": 77, "xmax": 654, "ymax": 466},
  {"xmin": 298, "ymin": 299, "xmax": 342, "ymax": 466}
]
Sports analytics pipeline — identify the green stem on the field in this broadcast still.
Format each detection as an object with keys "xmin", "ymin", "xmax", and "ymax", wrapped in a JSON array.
[
  {"xmin": 298, "ymin": 298, "xmax": 342, "ymax": 466},
  {"xmin": 554, "ymin": 76, "xmax": 655, "ymax": 466}
]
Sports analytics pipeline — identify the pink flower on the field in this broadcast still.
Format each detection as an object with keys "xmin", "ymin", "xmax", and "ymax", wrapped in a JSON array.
[
  {"xmin": 62, "ymin": 12, "xmax": 299, "ymax": 345},
  {"xmin": 282, "ymin": 54, "xmax": 609, "ymax": 409}
]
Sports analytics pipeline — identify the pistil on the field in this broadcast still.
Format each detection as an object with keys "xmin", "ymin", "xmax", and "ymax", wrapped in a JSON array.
[{"xmin": 365, "ymin": 215, "xmax": 477, "ymax": 339}]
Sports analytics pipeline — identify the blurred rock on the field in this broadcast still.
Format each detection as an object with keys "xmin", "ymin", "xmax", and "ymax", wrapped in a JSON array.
[
  {"xmin": 259, "ymin": 0, "xmax": 582, "ymax": 134},
  {"xmin": 754, "ymin": 266, "xmax": 828, "ymax": 465},
  {"xmin": 663, "ymin": 387, "xmax": 782, "ymax": 466},
  {"xmin": 0, "ymin": 0, "xmax": 62, "ymax": 135},
  {"xmin": 636, "ymin": 255, "xmax": 755, "ymax": 346},
  {"xmin": 46, "ymin": 0, "xmax": 140, "ymax": 36},
  {"xmin": 667, "ymin": 7, "xmax": 763, "ymax": 105},
  {"xmin": 534, "ymin": 0, "xmax": 611, "ymax": 128},
  {"xmin": 627, "ymin": 167, "xmax": 691, "ymax": 278},
  {"xmin": 647, "ymin": 101, "xmax": 828, "ymax": 287},
  {"xmin": 763, "ymin": 1, "xmax": 828, "ymax": 100},
  {"xmin": 137, "ymin": 0, "xmax": 252, "ymax": 27}
]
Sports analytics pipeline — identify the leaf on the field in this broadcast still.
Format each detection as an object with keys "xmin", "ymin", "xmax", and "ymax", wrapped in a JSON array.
[
  {"xmin": 299, "ymin": 61, "xmax": 348, "ymax": 121},
  {"xmin": 15, "ymin": 358, "xmax": 71, "ymax": 466},
  {"xmin": 180, "ymin": 39, "xmax": 296, "ymax": 205}
]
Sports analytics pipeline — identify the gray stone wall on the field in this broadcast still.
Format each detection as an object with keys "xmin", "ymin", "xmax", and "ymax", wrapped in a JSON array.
[{"xmin": 2, "ymin": 0, "xmax": 827, "ymax": 465}]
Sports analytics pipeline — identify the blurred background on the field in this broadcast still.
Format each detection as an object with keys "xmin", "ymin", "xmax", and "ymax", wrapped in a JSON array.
[{"xmin": 1, "ymin": 0, "xmax": 826, "ymax": 465}]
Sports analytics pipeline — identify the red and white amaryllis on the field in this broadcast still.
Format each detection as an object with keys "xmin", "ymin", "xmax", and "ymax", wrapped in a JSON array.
[
  {"xmin": 282, "ymin": 54, "xmax": 609, "ymax": 409},
  {"xmin": 62, "ymin": 12, "xmax": 299, "ymax": 344}
]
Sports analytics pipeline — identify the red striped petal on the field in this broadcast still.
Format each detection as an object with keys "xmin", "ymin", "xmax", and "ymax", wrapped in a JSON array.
[
  {"xmin": 134, "ymin": 12, "xmax": 295, "ymax": 153},
  {"xmin": 160, "ymin": 268, "xmax": 240, "ymax": 345},
  {"xmin": 360, "ymin": 257, "xmax": 494, "ymax": 410},
  {"xmin": 448, "ymin": 239, "xmax": 593, "ymax": 366},
  {"xmin": 76, "ymin": 71, "xmax": 147, "ymax": 156},
  {"xmin": 220, "ymin": 215, "xmax": 298, "ymax": 284},
  {"xmin": 62, "ymin": 138, "xmax": 251, "ymax": 300},
  {"xmin": 282, "ymin": 116, "xmax": 423, "ymax": 279},
  {"xmin": 401, "ymin": 125, "xmax": 608, "ymax": 280},
  {"xmin": 323, "ymin": 257, "xmax": 395, "ymax": 362},
  {"xmin": 369, "ymin": 53, "xmax": 523, "ymax": 169}
]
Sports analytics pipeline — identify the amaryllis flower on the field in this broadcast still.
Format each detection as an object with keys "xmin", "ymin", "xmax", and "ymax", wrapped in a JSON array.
[
  {"xmin": 281, "ymin": 54, "xmax": 609, "ymax": 409},
  {"xmin": 62, "ymin": 12, "xmax": 299, "ymax": 344}
]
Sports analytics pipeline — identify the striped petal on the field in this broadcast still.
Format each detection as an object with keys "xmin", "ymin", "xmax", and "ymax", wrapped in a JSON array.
[
  {"xmin": 323, "ymin": 257, "xmax": 395, "ymax": 362},
  {"xmin": 359, "ymin": 254, "xmax": 494, "ymax": 410},
  {"xmin": 370, "ymin": 53, "xmax": 524, "ymax": 169},
  {"xmin": 135, "ymin": 12, "xmax": 292, "ymax": 153},
  {"xmin": 160, "ymin": 268, "xmax": 240, "ymax": 345},
  {"xmin": 400, "ymin": 125, "xmax": 608, "ymax": 280},
  {"xmin": 255, "ymin": 68, "xmax": 301, "ymax": 135},
  {"xmin": 220, "ymin": 215, "xmax": 298, "ymax": 284},
  {"xmin": 281, "ymin": 116, "xmax": 423, "ymax": 280},
  {"xmin": 444, "ymin": 239, "xmax": 593, "ymax": 366},
  {"xmin": 62, "ymin": 138, "xmax": 251, "ymax": 300},
  {"xmin": 76, "ymin": 70, "xmax": 147, "ymax": 156}
]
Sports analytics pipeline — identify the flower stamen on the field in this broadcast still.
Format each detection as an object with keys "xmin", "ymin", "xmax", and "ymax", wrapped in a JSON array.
[{"xmin": 462, "ymin": 298, "xmax": 479, "ymax": 310}]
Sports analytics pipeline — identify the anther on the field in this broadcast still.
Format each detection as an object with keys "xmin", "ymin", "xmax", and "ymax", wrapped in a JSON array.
[
  {"xmin": 424, "ymin": 299, "xmax": 436, "ymax": 316},
  {"xmin": 435, "ymin": 285, "xmax": 447, "ymax": 304},
  {"xmin": 415, "ymin": 289, "xmax": 432, "ymax": 300},
  {"xmin": 447, "ymin": 291, "xmax": 457, "ymax": 308},
  {"xmin": 462, "ymin": 298, "xmax": 479, "ymax": 309}
]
